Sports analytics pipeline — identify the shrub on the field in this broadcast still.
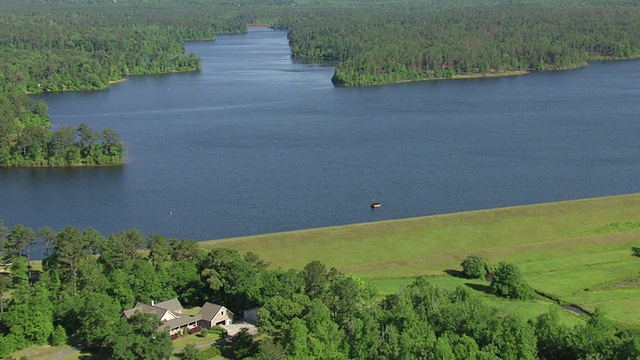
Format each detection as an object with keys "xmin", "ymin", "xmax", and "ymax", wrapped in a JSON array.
[
  {"xmin": 461, "ymin": 254, "xmax": 486, "ymax": 279},
  {"xmin": 50, "ymin": 325, "xmax": 68, "ymax": 346},
  {"xmin": 632, "ymin": 246, "xmax": 640, "ymax": 257},
  {"xmin": 490, "ymin": 262, "xmax": 532, "ymax": 299}
]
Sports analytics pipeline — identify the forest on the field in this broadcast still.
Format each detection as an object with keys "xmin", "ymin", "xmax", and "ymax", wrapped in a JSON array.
[
  {"xmin": 1, "ymin": 219, "xmax": 639, "ymax": 359},
  {"xmin": 3, "ymin": 0, "xmax": 640, "ymax": 356},
  {"xmin": 2, "ymin": 0, "xmax": 640, "ymax": 165},
  {"xmin": 0, "ymin": 3, "xmax": 246, "ymax": 166},
  {"xmin": 0, "ymin": 94, "xmax": 125, "ymax": 166}
]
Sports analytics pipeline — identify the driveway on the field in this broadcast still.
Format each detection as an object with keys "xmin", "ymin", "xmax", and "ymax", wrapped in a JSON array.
[{"xmin": 220, "ymin": 321, "xmax": 258, "ymax": 336}]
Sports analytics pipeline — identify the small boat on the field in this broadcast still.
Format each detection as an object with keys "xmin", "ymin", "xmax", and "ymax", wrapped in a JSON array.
[{"xmin": 370, "ymin": 202, "xmax": 382, "ymax": 209}]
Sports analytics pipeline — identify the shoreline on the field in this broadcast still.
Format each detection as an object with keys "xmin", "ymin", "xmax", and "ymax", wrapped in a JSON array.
[
  {"xmin": 200, "ymin": 192, "xmax": 640, "ymax": 246},
  {"xmin": 0, "ymin": 161, "xmax": 126, "ymax": 168},
  {"xmin": 108, "ymin": 78, "xmax": 127, "ymax": 85}
]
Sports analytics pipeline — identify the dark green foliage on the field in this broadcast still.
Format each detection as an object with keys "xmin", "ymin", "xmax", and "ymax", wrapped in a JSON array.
[
  {"xmin": 181, "ymin": 343, "xmax": 199, "ymax": 360},
  {"xmin": 2, "ymin": 217, "xmax": 640, "ymax": 359},
  {"xmin": 200, "ymin": 248, "xmax": 260, "ymax": 311},
  {"xmin": 0, "ymin": 94, "xmax": 126, "ymax": 167},
  {"xmin": 461, "ymin": 254, "xmax": 487, "ymax": 279},
  {"xmin": 49, "ymin": 325, "xmax": 68, "ymax": 347},
  {"xmin": 0, "ymin": 275, "xmax": 11, "ymax": 313},
  {"xmin": 0, "ymin": 220, "xmax": 7, "ymax": 258},
  {"xmin": 490, "ymin": 262, "xmax": 533, "ymax": 300},
  {"xmin": 253, "ymin": 337, "xmax": 287, "ymax": 360},
  {"xmin": 105, "ymin": 312, "xmax": 173, "ymax": 360},
  {"xmin": 257, "ymin": 268, "xmax": 304, "ymax": 301},
  {"xmin": 3, "ymin": 225, "xmax": 35, "ymax": 262},
  {"xmin": 632, "ymin": 246, "xmax": 640, "ymax": 257},
  {"xmin": 198, "ymin": 346, "xmax": 221, "ymax": 359},
  {"xmin": 0, "ymin": 4, "xmax": 245, "ymax": 94},
  {"xmin": 2, "ymin": 282, "xmax": 54, "ymax": 347},
  {"xmin": 532, "ymin": 307, "xmax": 575, "ymax": 360},
  {"xmin": 301, "ymin": 260, "xmax": 329, "ymax": 299},
  {"xmin": 148, "ymin": 234, "xmax": 172, "ymax": 268},
  {"xmin": 283, "ymin": 3, "xmax": 640, "ymax": 86},
  {"xmin": 9, "ymin": 257, "xmax": 29, "ymax": 285},
  {"xmin": 229, "ymin": 327, "xmax": 258, "ymax": 359}
]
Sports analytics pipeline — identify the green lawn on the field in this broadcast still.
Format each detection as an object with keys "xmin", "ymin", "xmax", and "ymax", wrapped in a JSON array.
[
  {"xmin": 202, "ymin": 193, "xmax": 640, "ymax": 326},
  {"xmin": 171, "ymin": 332, "xmax": 220, "ymax": 351}
]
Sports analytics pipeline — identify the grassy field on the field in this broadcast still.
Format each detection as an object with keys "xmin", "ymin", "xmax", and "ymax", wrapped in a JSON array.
[{"xmin": 202, "ymin": 193, "xmax": 640, "ymax": 326}]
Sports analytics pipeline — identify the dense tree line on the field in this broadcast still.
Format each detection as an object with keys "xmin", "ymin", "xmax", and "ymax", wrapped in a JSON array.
[
  {"xmin": 0, "ymin": 4, "xmax": 247, "ymax": 94},
  {"xmin": 4, "ymin": 0, "xmax": 639, "ymax": 91},
  {"xmin": 0, "ymin": 94, "xmax": 125, "ymax": 166},
  {"xmin": 1, "ymin": 219, "xmax": 639, "ymax": 359},
  {"xmin": 282, "ymin": 2, "xmax": 640, "ymax": 85}
]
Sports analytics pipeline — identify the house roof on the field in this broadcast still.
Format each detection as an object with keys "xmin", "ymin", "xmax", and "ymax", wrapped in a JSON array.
[
  {"xmin": 155, "ymin": 298, "xmax": 183, "ymax": 313},
  {"xmin": 158, "ymin": 314, "xmax": 202, "ymax": 333},
  {"xmin": 122, "ymin": 302, "xmax": 176, "ymax": 320},
  {"xmin": 198, "ymin": 302, "xmax": 229, "ymax": 321}
]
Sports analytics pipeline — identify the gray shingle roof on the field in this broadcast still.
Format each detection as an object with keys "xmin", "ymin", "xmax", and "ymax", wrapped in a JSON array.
[
  {"xmin": 198, "ymin": 302, "xmax": 223, "ymax": 321},
  {"xmin": 155, "ymin": 298, "xmax": 183, "ymax": 313},
  {"xmin": 158, "ymin": 314, "xmax": 202, "ymax": 332},
  {"xmin": 122, "ymin": 302, "xmax": 171, "ymax": 319}
]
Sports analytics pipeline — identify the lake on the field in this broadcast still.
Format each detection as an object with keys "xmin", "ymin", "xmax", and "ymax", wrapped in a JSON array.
[{"xmin": 2, "ymin": 28, "xmax": 640, "ymax": 244}]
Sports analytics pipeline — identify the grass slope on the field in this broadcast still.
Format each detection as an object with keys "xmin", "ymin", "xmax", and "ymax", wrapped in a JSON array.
[{"xmin": 202, "ymin": 193, "xmax": 640, "ymax": 326}]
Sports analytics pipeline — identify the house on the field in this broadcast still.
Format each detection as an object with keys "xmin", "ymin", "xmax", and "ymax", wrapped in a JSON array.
[
  {"xmin": 198, "ymin": 302, "xmax": 233, "ymax": 328},
  {"xmin": 122, "ymin": 299, "xmax": 233, "ymax": 337}
]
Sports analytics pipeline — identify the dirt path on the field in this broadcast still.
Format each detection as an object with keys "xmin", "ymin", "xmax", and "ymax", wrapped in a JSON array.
[{"xmin": 47, "ymin": 347, "xmax": 79, "ymax": 360}]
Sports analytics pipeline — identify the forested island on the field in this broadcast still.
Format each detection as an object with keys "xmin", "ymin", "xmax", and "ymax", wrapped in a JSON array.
[
  {"xmin": 0, "ymin": 94, "xmax": 125, "ymax": 166},
  {"xmin": 1, "ymin": 219, "xmax": 639, "ymax": 359}
]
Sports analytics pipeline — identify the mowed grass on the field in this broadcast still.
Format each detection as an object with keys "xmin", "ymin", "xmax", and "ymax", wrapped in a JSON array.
[{"xmin": 202, "ymin": 193, "xmax": 640, "ymax": 326}]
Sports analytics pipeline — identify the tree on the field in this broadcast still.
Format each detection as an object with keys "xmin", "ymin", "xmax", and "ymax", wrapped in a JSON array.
[
  {"xmin": 181, "ymin": 343, "xmax": 199, "ymax": 360},
  {"xmin": 105, "ymin": 312, "xmax": 172, "ymax": 360},
  {"xmin": 36, "ymin": 226, "xmax": 56, "ymax": 257},
  {"xmin": 170, "ymin": 238, "xmax": 203, "ymax": 262},
  {"xmin": 101, "ymin": 128, "xmax": 124, "ymax": 158},
  {"xmin": 257, "ymin": 294, "xmax": 309, "ymax": 338},
  {"xmin": 244, "ymin": 251, "xmax": 268, "ymax": 274},
  {"xmin": 200, "ymin": 248, "xmax": 259, "ymax": 310},
  {"xmin": 76, "ymin": 123, "xmax": 98, "ymax": 159},
  {"xmin": 532, "ymin": 307, "xmax": 574, "ymax": 360},
  {"xmin": 327, "ymin": 273, "xmax": 375, "ymax": 324},
  {"xmin": 460, "ymin": 254, "xmax": 486, "ymax": 279},
  {"xmin": 230, "ymin": 327, "xmax": 258, "ymax": 359},
  {"xmin": 0, "ymin": 219, "xmax": 7, "ymax": 258},
  {"xmin": 10, "ymin": 256, "xmax": 29, "ymax": 285},
  {"xmin": 4, "ymin": 224, "xmax": 35, "ymax": 264},
  {"xmin": 50, "ymin": 325, "xmax": 68, "ymax": 347},
  {"xmin": 147, "ymin": 234, "xmax": 172, "ymax": 268},
  {"xmin": 102, "ymin": 228, "xmax": 146, "ymax": 269},
  {"xmin": 254, "ymin": 338, "xmax": 287, "ymax": 360},
  {"xmin": 284, "ymin": 318, "xmax": 310, "ymax": 359},
  {"xmin": 51, "ymin": 225, "xmax": 91, "ymax": 295},
  {"xmin": 0, "ymin": 275, "xmax": 11, "ymax": 313},
  {"xmin": 490, "ymin": 262, "xmax": 532, "ymax": 299},
  {"xmin": 301, "ymin": 260, "xmax": 329, "ymax": 299},
  {"xmin": 75, "ymin": 292, "xmax": 123, "ymax": 349},
  {"xmin": 3, "ymin": 282, "xmax": 55, "ymax": 347}
]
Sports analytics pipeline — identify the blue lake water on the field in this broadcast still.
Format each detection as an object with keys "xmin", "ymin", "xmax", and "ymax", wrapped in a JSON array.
[{"xmin": 2, "ymin": 28, "xmax": 640, "ymax": 243}]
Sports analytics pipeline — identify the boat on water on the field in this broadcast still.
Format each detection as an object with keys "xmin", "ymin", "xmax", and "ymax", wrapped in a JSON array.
[{"xmin": 370, "ymin": 202, "xmax": 382, "ymax": 209}]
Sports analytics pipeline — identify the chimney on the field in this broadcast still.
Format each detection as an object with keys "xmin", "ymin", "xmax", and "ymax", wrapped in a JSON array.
[{"xmin": 150, "ymin": 300, "xmax": 155, "ymax": 307}]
